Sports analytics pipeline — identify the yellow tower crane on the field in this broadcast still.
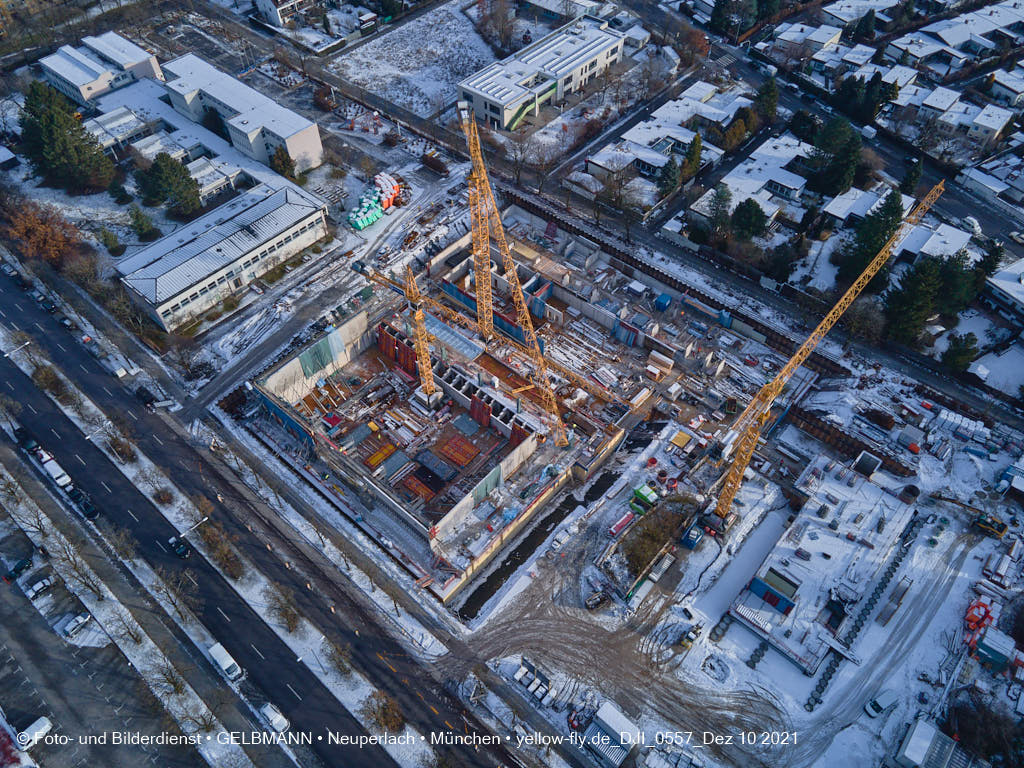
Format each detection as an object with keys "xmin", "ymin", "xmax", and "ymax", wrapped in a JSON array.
[
  {"xmin": 457, "ymin": 102, "xmax": 569, "ymax": 447},
  {"xmin": 403, "ymin": 265, "xmax": 436, "ymax": 397},
  {"xmin": 713, "ymin": 181, "xmax": 944, "ymax": 520}
]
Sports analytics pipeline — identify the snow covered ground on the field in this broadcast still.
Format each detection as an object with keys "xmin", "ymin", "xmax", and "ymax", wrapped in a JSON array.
[
  {"xmin": 793, "ymin": 234, "xmax": 846, "ymax": 292},
  {"xmin": 927, "ymin": 308, "xmax": 1009, "ymax": 358},
  {"xmin": 328, "ymin": 0, "xmax": 495, "ymax": 117},
  {"xmin": 976, "ymin": 341, "xmax": 1024, "ymax": 398}
]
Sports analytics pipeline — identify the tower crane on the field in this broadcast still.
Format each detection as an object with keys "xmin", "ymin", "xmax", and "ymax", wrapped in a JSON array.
[
  {"xmin": 403, "ymin": 265, "xmax": 436, "ymax": 398},
  {"xmin": 713, "ymin": 181, "xmax": 944, "ymax": 520},
  {"xmin": 457, "ymin": 101, "xmax": 568, "ymax": 447}
]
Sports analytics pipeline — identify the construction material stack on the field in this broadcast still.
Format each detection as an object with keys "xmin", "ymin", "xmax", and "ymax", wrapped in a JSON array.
[{"xmin": 348, "ymin": 172, "xmax": 401, "ymax": 230}]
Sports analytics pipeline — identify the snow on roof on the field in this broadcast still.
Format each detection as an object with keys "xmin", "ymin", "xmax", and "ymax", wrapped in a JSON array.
[
  {"xmin": 81, "ymin": 32, "xmax": 151, "ymax": 69},
  {"xmin": 896, "ymin": 222, "xmax": 972, "ymax": 258},
  {"xmin": 821, "ymin": 0, "xmax": 899, "ymax": 23},
  {"xmin": 842, "ymin": 44, "xmax": 876, "ymax": 66},
  {"xmin": 852, "ymin": 63, "xmax": 918, "ymax": 90},
  {"xmin": 130, "ymin": 131, "xmax": 187, "ymax": 162},
  {"xmin": 987, "ymin": 254, "xmax": 1024, "ymax": 309},
  {"xmin": 594, "ymin": 701, "xmax": 637, "ymax": 739},
  {"xmin": 40, "ymin": 45, "xmax": 109, "ymax": 86},
  {"xmin": 119, "ymin": 184, "xmax": 322, "ymax": 304},
  {"xmin": 0, "ymin": 146, "xmax": 14, "ymax": 164},
  {"xmin": 460, "ymin": 16, "xmax": 624, "ymax": 107},
  {"xmin": 775, "ymin": 22, "xmax": 842, "ymax": 47},
  {"xmin": 974, "ymin": 103, "xmax": 1014, "ymax": 131},
  {"xmin": 521, "ymin": 0, "xmax": 601, "ymax": 16},
  {"xmin": 898, "ymin": 719, "xmax": 938, "ymax": 765},
  {"xmin": 922, "ymin": 86, "xmax": 961, "ymax": 111},
  {"xmin": 680, "ymin": 80, "xmax": 717, "ymax": 102},
  {"xmin": 822, "ymin": 187, "xmax": 913, "ymax": 222},
  {"xmin": 83, "ymin": 106, "xmax": 147, "ymax": 147},
  {"xmin": 163, "ymin": 54, "xmax": 313, "ymax": 140},
  {"xmin": 992, "ymin": 66, "xmax": 1024, "ymax": 95}
]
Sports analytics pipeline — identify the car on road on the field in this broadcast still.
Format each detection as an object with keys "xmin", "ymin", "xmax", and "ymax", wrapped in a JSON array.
[
  {"xmin": 55, "ymin": 315, "xmax": 76, "ymax": 331},
  {"xmin": 260, "ymin": 703, "xmax": 289, "ymax": 733},
  {"xmin": 0, "ymin": 263, "xmax": 16, "ymax": 278},
  {"xmin": 962, "ymin": 216, "xmax": 983, "ymax": 237},
  {"xmin": 13, "ymin": 274, "xmax": 30, "ymax": 290},
  {"xmin": 14, "ymin": 427, "xmax": 38, "ymax": 453},
  {"xmin": 29, "ymin": 290, "xmax": 45, "ymax": 304},
  {"xmin": 864, "ymin": 688, "xmax": 898, "ymax": 717},
  {"xmin": 24, "ymin": 575, "xmax": 56, "ymax": 600},
  {"xmin": 135, "ymin": 386, "xmax": 157, "ymax": 412},
  {"xmin": 1011, "ymin": 231, "xmax": 1024, "ymax": 246},
  {"xmin": 168, "ymin": 536, "xmax": 190, "ymax": 558},
  {"xmin": 67, "ymin": 487, "xmax": 87, "ymax": 505},
  {"xmin": 77, "ymin": 499, "xmax": 98, "ymax": 521},
  {"xmin": 40, "ymin": 298, "xmax": 58, "ymax": 314},
  {"xmin": 3, "ymin": 557, "xmax": 33, "ymax": 584}
]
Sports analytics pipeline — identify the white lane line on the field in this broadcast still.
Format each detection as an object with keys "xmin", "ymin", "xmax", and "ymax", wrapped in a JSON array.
[
  {"xmin": 152, "ymin": 435, "xmax": 163, "ymax": 446},
  {"xmin": 25, "ymin": 403, "xmax": 36, "ymax": 414},
  {"xmin": 126, "ymin": 411, "xmax": 138, "ymax": 421},
  {"xmin": 9, "ymin": 321, "xmax": 17, "ymax": 330},
  {"xmin": 185, "ymin": 572, "xmax": 198, "ymax": 586},
  {"xmin": 250, "ymin": 644, "xmax": 266, "ymax": 660},
  {"xmin": 286, "ymin": 683, "xmax": 302, "ymax": 701},
  {"xmin": 34, "ymin": 322, "xmax": 44, "ymax": 332},
  {"xmin": 50, "ymin": 428, "xmax": 59, "ymax": 438},
  {"xmin": 75, "ymin": 454, "xmax": 86, "ymax": 466},
  {"xmin": 4, "ymin": 381, "xmax": 12, "ymax": 391},
  {"xmin": 127, "ymin": 509, "xmax": 139, "ymax": 522},
  {"xmin": 0, "ymin": 308, "xmax": 5, "ymax": 318},
  {"xmin": 55, "ymin": 343, "xmax": 66, "ymax": 352},
  {"xmin": 216, "ymin": 607, "xmax": 231, "ymax": 623},
  {"xmin": 102, "ymin": 386, "xmax": 112, "ymax": 397},
  {"xmin": 79, "ymin": 364, "xmax": 88, "ymax": 373},
  {"xmin": 155, "ymin": 540, "xmax": 166, "ymax": 552},
  {"xmin": 100, "ymin": 481, "xmax": 112, "ymax": 494}
]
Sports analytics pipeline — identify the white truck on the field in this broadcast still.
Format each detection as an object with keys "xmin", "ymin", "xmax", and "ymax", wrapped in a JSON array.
[{"xmin": 36, "ymin": 450, "xmax": 72, "ymax": 489}]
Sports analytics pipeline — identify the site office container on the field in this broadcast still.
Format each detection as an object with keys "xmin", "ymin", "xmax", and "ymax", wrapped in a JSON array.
[{"xmin": 608, "ymin": 511, "xmax": 635, "ymax": 537}]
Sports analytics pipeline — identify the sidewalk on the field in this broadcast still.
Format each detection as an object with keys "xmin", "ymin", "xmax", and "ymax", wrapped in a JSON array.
[{"xmin": 0, "ymin": 443, "xmax": 294, "ymax": 768}]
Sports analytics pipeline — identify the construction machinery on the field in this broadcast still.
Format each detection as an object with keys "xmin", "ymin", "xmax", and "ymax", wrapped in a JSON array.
[
  {"xmin": 458, "ymin": 101, "xmax": 568, "ymax": 447},
  {"xmin": 712, "ymin": 181, "xmax": 944, "ymax": 519},
  {"xmin": 403, "ymin": 265, "xmax": 437, "ymax": 399}
]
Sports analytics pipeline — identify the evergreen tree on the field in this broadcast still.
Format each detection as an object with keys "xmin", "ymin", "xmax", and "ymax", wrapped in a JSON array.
[
  {"xmin": 884, "ymin": 257, "xmax": 941, "ymax": 344},
  {"xmin": 900, "ymin": 161, "xmax": 921, "ymax": 194},
  {"xmin": 19, "ymin": 81, "xmax": 114, "ymax": 192},
  {"xmin": 815, "ymin": 117, "xmax": 855, "ymax": 156},
  {"xmin": 270, "ymin": 145, "xmax": 297, "ymax": 180},
  {"xmin": 682, "ymin": 133, "xmax": 702, "ymax": 180},
  {"xmin": 977, "ymin": 241, "xmax": 1004, "ymax": 279},
  {"xmin": 820, "ymin": 134, "xmax": 861, "ymax": 196},
  {"xmin": 762, "ymin": 242, "xmax": 798, "ymax": 281},
  {"xmin": 757, "ymin": 0, "xmax": 779, "ymax": 18},
  {"xmin": 137, "ymin": 153, "xmax": 202, "ymax": 217},
  {"xmin": 941, "ymin": 332, "xmax": 978, "ymax": 372},
  {"xmin": 854, "ymin": 9, "xmax": 875, "ymax": 42},
  {"xmin": 788, "ymin": 110, "xmax": 821, "ymax": 143},
  {"xmin": 837, "ymin": 190, "xmax": 903, "ymax": 285},
  {"xmin": 755, "ymin": 78, "xmax": 778, "ymax": 122},
  {"xmin": 731, "ymin": 198, "xmax": 767, "ymax": 239},
  {"xmin": 709, "ymin": 183, "xmax": 732, "ymax": 234},
  {"xmin": 129, "ymin": 204, "xmax": 161, "ymax": 242},
  {"xmin": 936, "ymin": 250, "xmax": 976, "ymax": 317},
  {"xmin": 710, "ymin": 0, "xmax": 731, "ymax": 33},
  {"xmin": 657, "ymin": 157, "xmax": 680, "ymax": 199}
]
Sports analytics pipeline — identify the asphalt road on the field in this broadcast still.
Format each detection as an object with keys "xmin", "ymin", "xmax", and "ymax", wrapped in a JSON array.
[
  {"xmin": 0, "ymin": 281, "xmax": 520, "ymax": 768},
  {"xmin": 0, "ymin": 322, "xmax": 392, "ymax": 768}
]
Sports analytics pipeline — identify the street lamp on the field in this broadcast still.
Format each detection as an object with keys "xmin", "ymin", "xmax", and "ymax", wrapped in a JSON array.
[
  {"xmin": 84, "ymin": 421, "xmax": 111, "ymax": 442},
  {"xmin": 180, "ymin": 516, "xmax": 210, "ymax": 538},
  {"xmin": 2, "ymin": 340, "xmax": 30, "ymax": 358}
]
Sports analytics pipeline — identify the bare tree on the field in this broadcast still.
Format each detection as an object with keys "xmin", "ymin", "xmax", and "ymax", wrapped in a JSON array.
[
  {"xmin": 167, "ymin": 335, "xmax": 200, "ymax": 379},
  {"xmin": 0, "ymin": 394, "xmax": 22, "ymax": 427},
  {"xmin": 54, "ymin": 537, "xmax": 104, "ymax": 600},
  {"xmin": 181, "ymin": 709, "xmax": 218, "ymax": 735},
  {"xmin": 528, "ymin": 144, "xmax": 560, "ymax": 193},
  {"xmin": 109, "ymin": 528, "xmax": 137, "ymax": 561},
  {"xmin": 153, "ymin": 656, "xmax": 186, "ymax": 697},
  {"xmin": 10, "ymin": 503, "xmax": 49, "ymax": 542},
  {"xmin": 505, "ymin": 127, "xmax": 535, "ymax": 185},
  {"xmin": 325, "ymin": 638, "xmax": 353, "ymax": 678},
  {"xmin": 267, "ymin": 584, "xmax": 301, "ymax": 633},
  {"xmin": 154, "ymin": 566, "xmax": 201, "ymax": 619},
  {"xmin": 109, "ymin": 608, "xmax": 143, "ymax": 645}
]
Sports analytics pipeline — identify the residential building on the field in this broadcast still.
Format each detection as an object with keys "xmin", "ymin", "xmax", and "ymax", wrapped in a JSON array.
[
  {"xmin": 39, "ymin": 31, "xmax": 162, "ymax": 105},
  {"xmin": 894, "ymin": 222, "xmax": 973, "ymax": 261},
  {"xmin": 458, "ymin": 15, "xmax": 626, "ymax": 131},
  {"xmin": 255, "ymin": 0, "xmax": 320, "ymax": 27},
  {"xmin": 520, "ymin": 0, "xmax": 607, "ymax": 20},
  {"xmin": 821, "ymin": 0, "xmax": 901, "ymax": 26},
  {"xmin": 822, "ymin": 186, "xmax": 915, "ymax": 227},
  {"xmin": 771, "ymin": 22, "xmax": 842, "ymax": 66},
  {"xmin": 689, "ymin": 133, "xmax": 814, "ymax": 227},
  {"xmin": 119, "ymin": 183, "xmax": 328, "ymax": 331},
  {"xmin": 808, "ymin": 42, "xmax": 875, "ymax": 89},
  {"xmin": 984, "ymin": 254, "xmax": 1024, "ymax": 321},
  {"xmin": 162, "ymin": 54, "xmax": 323, "ymax": 171},
  {"xmin": 989, "ymin": 63, "xmax": 1024, "ymax": 108},
  {"xmin": 882, "ymin": 84, "xmax": 1013, "ymax": 150}
]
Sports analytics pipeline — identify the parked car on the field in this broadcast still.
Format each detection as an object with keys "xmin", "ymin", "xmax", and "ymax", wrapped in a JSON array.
[
  {"xmin": 29, "ymin": 290, "xmax": 44, "ymax": 304},
  {"xmin": 260, "ymin": 703, "xmax": 289, "ymax": 733},
  {"xmin": 1010, "ymin": 231, "xmax": 1024, "ymax": 245},
  {"xmin": 135, "ymin": 386, "xmax": 157, "ymax": 411},
  {"xmin": 13, "ymin": 427, "xmax": 38, "ymax": 453},
  {"xmin": 24, "ymin": 576, "xmax": 56, "ymax": 600},
  {"xmin": 77, "ymin": 499, "xmax": 98, "ymax": 521},
  {"xmin": 168, "ymin": 536, "xmax": 190, "ymax": 559},
  {"xmin": 62, "ymin": 612, "xmax": 91, "ymax": 638},
  {"xmin": 0, "ymin": 263, "xmax": 16, "ymax": 278},
  {"xmin": 56, "ymin": 315, "xmax": 76, "ymax": 331},
  {"xmin": 962, "ymin": 216, "xmax": 983, "ymax": 237},
  {"xmin": 13, "ymin": 274, "xmax": 31, "ymax": 290},
  {"xmin": 40, "ymin": 298, "xmax": 58, "ymax": 314},
  {"xmin": 864, "ymin": 689, "xmax": 898, "ymax": 717},
  {"xmin": 67, "ymin": 487, "xmax": 87, "ymax": 506},
  {"xmin": 3, "ymin": 557, "xmax": 33, "ymax": 583}
]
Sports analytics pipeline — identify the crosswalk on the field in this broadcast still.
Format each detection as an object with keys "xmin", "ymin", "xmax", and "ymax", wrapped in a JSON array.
[{"xmin": 716, "ymin": 53, "xmax": 736, "ymax": 67}]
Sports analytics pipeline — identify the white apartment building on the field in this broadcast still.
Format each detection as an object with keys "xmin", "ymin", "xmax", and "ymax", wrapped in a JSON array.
[
  {"xmin": 119, "ymin": 183, "xmax": 328, "ymax": 331},
  {"xmin": 39, "ymin": 31, "xmax": 163, "ymax": 105},
  {"xmin": 162, "ymin": 54, "xmax": 323, "ymax": 172},
  {"xmin": 458, "ymin": 16, "xmax": 626, "ymax": 131},
  {"xmin": 255, "ymin": 0, "xmax": 319, "ymax": 27}
]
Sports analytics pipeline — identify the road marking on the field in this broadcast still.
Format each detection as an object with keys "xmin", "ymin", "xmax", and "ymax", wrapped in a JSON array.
[
  {"xmin": 79, "ymin": 364, "xmax": 88, "ymax": 373},
  {"xmin": 34, "ymin": 323, "xmax": 44, "ymax": 332},
  {"xmin": 25, "ymin": 403, "xmax": 36, "ymax": 414},
  {"xmin": 4, "ymin": 381, "xmax": 12, "ymax": 391},
  {"xmin": 216, "ymin": 607, "xmax": 231, "ymax": 623},
  {"xmin": 102, "ymin": 386, "xmax": 112, "ymax": 397},
  {"xmin": 50, "ymin": 428, "xmax": 59, "ymax": 438},
  {"xmin": 430, "ymin": 705, "xmax": 439, "ymax": 715},
  {"xmin": 126, "ymin": 411, "xmax": 137, "ymax": 421},
  {"xmin": 55, "ymin": 343, "xmax": 66, "ymax": 352},
  {"xmin": 444, "ymin": 720, "xmax": 454, "ymax": 730},
  {"xmin": 376, "ymin": 652, "xmax": 397, "ymax": 673},
  {"xmin": 185, "ymin": 572, "xmax": 198, "ymax": 586},
  {"xmin": 0, "ymin": 308, "xmax": 4, "ymax": 318},
  {"xmin": 155, "ymin": 540, "xmax": 166, "ymax": 552},
  {"xmin": 250, "ymin": 644, "xmax": 266, "ymax": 660},
  {"xmin": 100, "ymin": 481, "xmax": 112, "ymax": 494},
  {"xmin": 286, "ymin": 683, "xmax": 302, "ymax": 701},
  {"xmin": 152, "ymin": 435, "xmax": 163, "ymax": 446},
  {"xmin": 126, "ymin": 509, "xmax": 139, "ymax": 522},
  {"xmin": 9, "ymin": 321, "xmax": 17, "ymax": 330},
  {"xmin": 75, "ymin": 454, "xmax": 85, "ymax": 466}
]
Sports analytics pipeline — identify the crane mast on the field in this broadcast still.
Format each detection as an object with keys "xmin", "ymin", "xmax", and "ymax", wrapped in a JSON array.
[
  {"xmin": 458, "ymin": 102, "xmax": 568, "ymax": 447},
  {"xmin": 713, "ymin": 181, "xmax": 944, "ymax": 519},
  {"xmin": 404, "ymin": 266, "xmax": 436, "ymax": 397}
]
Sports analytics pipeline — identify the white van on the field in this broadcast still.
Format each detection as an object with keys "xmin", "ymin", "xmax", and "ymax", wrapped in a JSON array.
[
  {"xmin": 37, "ymin": 451, "xmax": 72, "ymax": 489},
  {"xmin": 864, "ymin": 689, "xmax": 898, "ymax": 717},
  {"xmin": 209, "ymin": 643, "xmax": 243, "ymax": 681},
  {"xmin": 18, "ymin": 716, "xmax": 52, "ymax": 748}
]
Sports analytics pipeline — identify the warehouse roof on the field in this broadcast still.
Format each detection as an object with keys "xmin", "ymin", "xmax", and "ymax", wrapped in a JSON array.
[
  {"xmin": 40, "ymin": 45, "xmax": 109, "ymax": 86},
  {"xmin": 81, "ymin": 32, "xmax": 153, "ymax": 69},
  {"xmin": 119, "ymin": 184, "xmax": 323, "ymax": 304}
]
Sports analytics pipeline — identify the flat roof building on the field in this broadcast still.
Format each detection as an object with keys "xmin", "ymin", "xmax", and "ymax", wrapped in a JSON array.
[
  {"xmin": 458, "ymin": 16, "xmax": 626, "ymax": 131},
  {"xmin": 39, "ymin": 31, "xmax": 162, "ymax": 105},
  {"xmin": 162, "ymin": 54, "xmax": 323, "ymax": 172},
  {"xmin": 119, "ymin": 183, "xmax": 328, "ymax": 331}
]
